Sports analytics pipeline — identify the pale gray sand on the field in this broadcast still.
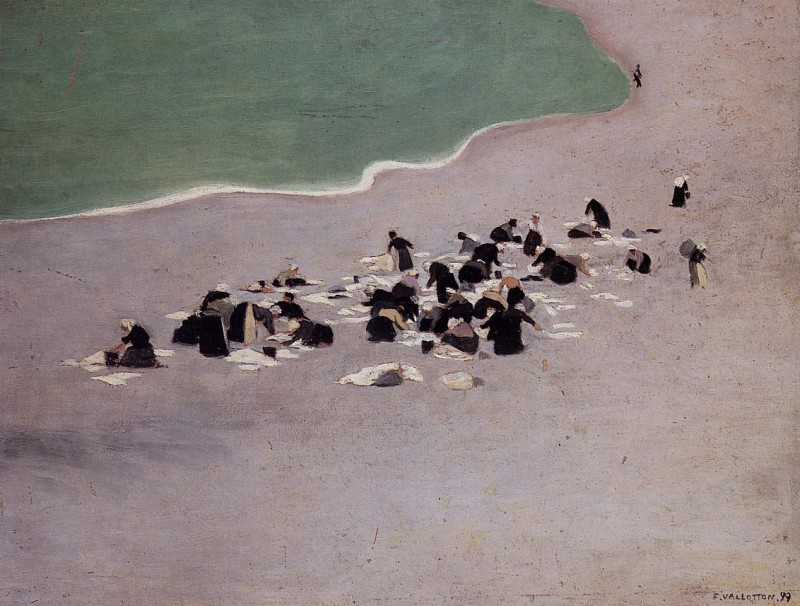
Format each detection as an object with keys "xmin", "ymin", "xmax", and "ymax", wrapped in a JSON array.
[{"xmin": 1, "ymin": 1, "xmax": 798, "ymax": 604}]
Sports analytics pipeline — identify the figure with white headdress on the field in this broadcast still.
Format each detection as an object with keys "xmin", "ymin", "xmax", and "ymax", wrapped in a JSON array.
[
  {"xmin": 671, "ymin": 176, "xmax": 690, "ymax": 207},
  {"xmin": 106, "ymin": 319, "xmax": 158, "ymax": 368},
  {"xmin": 523, "ymin": 212, "xmax": 544, "ymax": 256},
  {"xmin": 272, "ymin": 264, "xmax": 307, "ymax": 287}
]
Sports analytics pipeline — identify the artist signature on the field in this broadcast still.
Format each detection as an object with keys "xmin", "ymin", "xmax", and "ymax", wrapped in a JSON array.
[{"xmin": 712, "ymin": 591, "xmax": 792, "ymax": 602}]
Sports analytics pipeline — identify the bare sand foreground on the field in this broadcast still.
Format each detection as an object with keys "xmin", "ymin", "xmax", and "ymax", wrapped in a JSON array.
[{"xmin": 1, "ymin": 1, "xmax": 798, "ymax": 604}]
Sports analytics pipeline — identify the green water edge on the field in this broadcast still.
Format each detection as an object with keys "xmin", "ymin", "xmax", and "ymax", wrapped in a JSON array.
[{"xmin": 0, "ymin": 0, "xmax": 629, "ymax": 220}]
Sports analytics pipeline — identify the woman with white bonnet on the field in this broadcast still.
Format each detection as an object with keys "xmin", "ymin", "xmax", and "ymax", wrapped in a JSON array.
[
  {"xmin": 671, "ymin": 176, "xmax": 690, "ymax": 207},
  {"xmin": 106, "ymin": 319, "xmax": 158, "ymax": 368},
  {"xmin": 272, "ymin": 264, "xmax": 306, "ymax": 288},
  {"xmin": 523, "ymin": 212, "xmax": 544, "ymax": 256}
]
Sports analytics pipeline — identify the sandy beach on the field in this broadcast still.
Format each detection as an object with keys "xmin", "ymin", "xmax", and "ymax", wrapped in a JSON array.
[{"xmin": 1, "ymin": 1, "xmax": 798, "ymax": 604}]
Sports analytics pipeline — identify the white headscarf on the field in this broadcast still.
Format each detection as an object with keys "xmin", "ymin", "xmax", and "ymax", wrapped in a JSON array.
[{"xmin": 120, "ymin": 319, "xmax": 136, "ymax": 333}]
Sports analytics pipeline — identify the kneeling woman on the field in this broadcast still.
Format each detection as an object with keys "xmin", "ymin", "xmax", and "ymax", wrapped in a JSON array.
[
  {"xmin": 366, "ymin": 305, "xmax": 410, "ymax": 343},
  {"xmin": 442, "ymin": 320, "xmax": 480, "ymax": 355},
  {"xmin": 481, "ymin": 289, "xmax": 541, "ymax": 355},
  {"xmin": 624, "ymin": 246, "xmax": 651, "ymax": 274},
  {"xmin": 107, "ymin": 319, "xmax": 159, "ymax": 368}
]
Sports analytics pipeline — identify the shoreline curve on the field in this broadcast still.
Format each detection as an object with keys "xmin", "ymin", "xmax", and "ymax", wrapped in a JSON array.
[{"xmin": 3, "ymin": 1, "xmax": 633, "ymax": 225}]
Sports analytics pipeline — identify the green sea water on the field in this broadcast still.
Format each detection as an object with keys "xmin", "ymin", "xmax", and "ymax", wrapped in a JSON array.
[{"xmin": 0, "ymin": 1, "xmax": 628, "ymax": 220}]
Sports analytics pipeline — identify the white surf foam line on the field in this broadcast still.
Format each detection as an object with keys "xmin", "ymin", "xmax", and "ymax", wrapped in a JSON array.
[{"xmin": 6, "ymin": 109, "xmax": 623, "ymax": 224}]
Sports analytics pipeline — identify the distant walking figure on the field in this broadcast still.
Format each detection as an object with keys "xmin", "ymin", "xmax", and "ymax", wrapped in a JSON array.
[
  {"xmin": 633, "ymin": 64, "xmax": 643, "ymax": 87},
  {"xmin": 671, "ymin": 176, "xmax": 690, "ymax": 208},
  {"xmin": 679, "ymin": 239, "xmax": 709, "ymax": 289}
]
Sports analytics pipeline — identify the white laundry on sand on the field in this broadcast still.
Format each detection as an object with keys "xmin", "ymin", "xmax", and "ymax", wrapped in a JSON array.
[
  {"xmin": 433, "ymin": 344, "xmax": 474, "ymax": 361},
  {"xmin": 615, "ymin": 300, "xmax": 634, "ymax": 308},
  {"xmin": 301, "ymin": 291, "xmax": 351, "ymax": 307},
  {"xmin": 91, "ymin": 372, "xmax": 142, "ymax": 386},
  {"xmin": 224, "ymin": 349, "xmax": 279, "ymax": 368},
  {"xmin": 441, "ymin": 371, "xmax": 476, "ymax": 390},
  {"xmin": 591, "ymin": 292, "xmax": 619, "ymax": 301},
  {"xmin": 337, "ymin": 362, "xmax": 423, "ymax": 386},
  {"xmin": 542, "ymin": 331, "xmax": 583, "ymax": 340},
  {"xmin": 165, "ymin": 311, "xmax": 192, "ymax": 321},
  {"xmin": 326, "ymin": 316, "xmax": 370, "ymax": 326}
]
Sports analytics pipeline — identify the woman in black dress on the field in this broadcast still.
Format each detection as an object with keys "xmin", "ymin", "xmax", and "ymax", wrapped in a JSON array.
[{"xmin": 387, "ymin": 231, "xmax": 414, "ymax": 271}]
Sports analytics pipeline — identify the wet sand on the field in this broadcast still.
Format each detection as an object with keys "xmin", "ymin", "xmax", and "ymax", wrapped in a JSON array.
[{"xmin": 1, "ymin": 1, "xmax": 798, "ymax": 604}]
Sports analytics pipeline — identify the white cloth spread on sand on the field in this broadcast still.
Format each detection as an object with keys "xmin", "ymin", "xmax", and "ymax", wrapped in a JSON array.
[
  {"xmin": 61, "ymin": 351, "xmax": 108, "ymax": 373},
  {"xmin": 165, "ymin": 311, "xmax": 192, "ymax": 321},
  {"xmin": 413, "ymin": 251, "xmax": 430, "ymax": 258},
  {"xmin": 433, "ymin": 344, "xmax": 474, "ymax": 361},
  {"xmin": 224, "ymin": 349, "xmax": 279, "ymax": 367},
  {"xmin": 326, "ymin": 316, "xmax": 370, "ymax": 326},
  {"xmin": 301, "ymin": 292, "xmax": 351, "ymax": 307},
  {"xmin": 394, "ymin": 330, "xmax": 430, "ymax": 348},
  {"xmin": 153, "ymin": 349, "xmax": 175, "ymax": 357},
  {"xmin": 266, "ymin": 333, "xmax": 294, "ymax": 343},
  {"xmin": 360, "ymin": 254, "xmax": 395, "ymax": 273},
  {"xmin": 441, "ymin": 371, "xmax": 475, "ymax": 390},
  {"xmin": 91, "ymin": 372, "xmax": 142, "ymax": 386},
  {"xmin": 275, "ymin": 349, "xmax": 300, "ymax": 359},
  {"xmin": 337, "ymin": 308, "xmax": 356, "ymax": 316},
  {"xmin": 542, "ymin": 331, "xmax": 583, "ymax": 340},
  {"xmin": 337, "ymin": 363, "xmax": 423, "ymax": 386},
  {"xmin": 591, "ymin": 292, "xmax": 619, "ymax": 301},
  {"xmin": 615, "ymin": 300, "xmax": 634, "ymax": 308}
]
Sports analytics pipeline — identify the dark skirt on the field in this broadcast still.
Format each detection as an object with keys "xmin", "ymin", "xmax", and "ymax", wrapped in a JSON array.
[
  {"xmin": 494, "ymin": 332, "xmax": 524, "ymax": 355},
  {"xmin": 447, "ymin": 301, "xmax": 474, "ymax": 324},
  {"xmin": 391, "ymin": 282, "xmax": 416, "ymax": 300},
  {"xmin": 442, "ymin": 333, "xmax": 479, "ymax": 355},
  {"xmin": 366, "ymin": 316, "xmax": 396, "ymax": 342},
  {"xmin": 549, "ymin": 261, "xmax": 577, "ymax": 285},
  {"xmin": 567, "ymin": 228, "xmax": 597, "ymax": 239},
  {"xmin": 523, "ymin": 229, "xmax": 543, "ymax": 256},
  {"xmin": 473, "ymin": 297, "xmax": 505, "ymax": 320},
  {"xmin": 458, "ymin": 262, "xmax": 487, "ymax": 284},
  {"xmin": 173, "ymin": 314, "xmax": 202, "ymax": 345},
  {"xmin": 199, "ymin": 315, "xmax": 229, "ymax": 357},
  {"xmin": 397, "ymin": 248, "xmax": 414, "ymax": 271},
  {"xmin": 227, "ymin": 302, "xmax": 249, "ymax": 343},
  {"xmin": 626, "ymin": 254, "xmax": 652, "ymax": 274},
  {"xmin": 119, "ymin": 346, "xmax": 158, "ymax": 368},
  {"xmin": 671, "ymin": 186, "xmax": 686, "ymax": 207},
  {"xmin": 490, "ymin": 226, "xmax": 512, "ymax": 242}
]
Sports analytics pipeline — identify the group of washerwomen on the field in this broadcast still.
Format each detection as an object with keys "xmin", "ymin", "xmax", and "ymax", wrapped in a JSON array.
[
  {"xmin": 365, "ymin": 225, "xmax": 545, "ymax": 356},
  {"xmin": 362, "ymin": 204, "xmax": 613, "ymax": 356},
  {"xmin": 103, "ymin": 265, "xmax": 333, "ymax": 369},
  {"xmin": 104, "ymin": 179, "xmax": 709, "ymax": 368}
]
